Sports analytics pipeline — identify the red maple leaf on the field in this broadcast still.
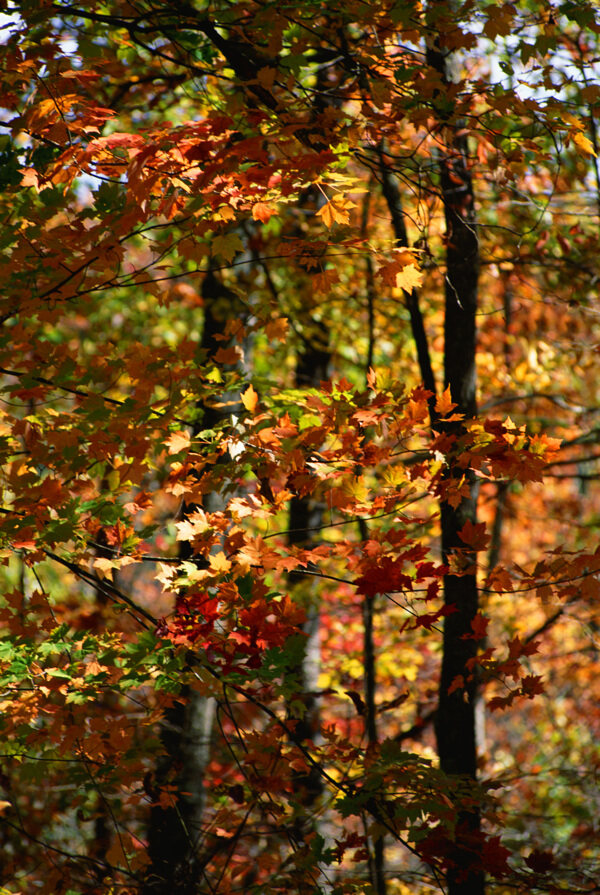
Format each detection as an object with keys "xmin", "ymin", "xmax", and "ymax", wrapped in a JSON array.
[{"xmin": 355, "ymin": 556, "xmax": 413, "ymax": 597}]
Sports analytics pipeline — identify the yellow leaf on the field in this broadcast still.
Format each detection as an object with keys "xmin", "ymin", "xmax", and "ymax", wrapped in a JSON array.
[
  {"xmin": 228, "ymin": 496, "xmax": 256, "ymax": 520},
  {"xmin": 573, "ymin": 131, "xmax": 597, "ymax": 157},
  {"xmin": 209, "ymin": 551, "xmax": 232, "ymax": 573},
  {"xmin": 174, "ymin": 519, "xmax": 197, "ymax": 542},
  {"xmin": 395, "ymin": 263, "xmax": 423, "ymax": 292},
  {"xmin": 212, "ymin": 204, "xmax": 236, "ymax": 222},
  {"xmin": 175, "ymin": 510, "xmax": 210, "ymax": 542},
  {"xmin": 93, "ymin": 557, "xmax": 115, "ymax": 581},
  {"xmin": 206, "ymin": 365, "xmax": 223, "ymax": 383},
  {"xmin": 316, "ymin": 201, "xmax": 335, "ymax": 228},
  {"xmin": 156, "ymin": 562, "xmax": 177, "ymax": 589},
  {"xmin": 316, "ymin": 199, "xmax": 354, "ymax": 228},
  {"xmin": 241, "ymin": 383, "xmax": 259, "ymax": 414},
  {"xmin": 378, "ymin": 252, "xmax": 422, "ymax": 291}
]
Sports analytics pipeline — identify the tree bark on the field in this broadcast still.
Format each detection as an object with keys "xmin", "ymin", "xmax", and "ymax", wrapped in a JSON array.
[
  {"xmin": 287, "ymin": 325, "xmax": 329, "ymax": 844},
  {"xmin": 426, "ymin": 6, "xmax": 484, "ymax": 893},
  {"xmin": 143, "ymin": 269, "xmax": 240, "ymax": 894}
]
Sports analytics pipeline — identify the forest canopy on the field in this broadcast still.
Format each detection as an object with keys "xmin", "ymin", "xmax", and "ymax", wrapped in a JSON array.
[{"xmin": 1, "ymin": 2, "xmax": 600, "ymax": 894}]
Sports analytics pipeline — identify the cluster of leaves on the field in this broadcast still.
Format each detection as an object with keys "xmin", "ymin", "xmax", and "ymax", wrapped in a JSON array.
[{"xmin": 1, "ymin": 1, "xmax": 600, "ymax": 893}]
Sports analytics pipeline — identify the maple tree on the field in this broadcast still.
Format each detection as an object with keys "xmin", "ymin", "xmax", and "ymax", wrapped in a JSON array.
[{"xmin": 1, "ymin": 1, "xmax": 600, "ymax": 894}]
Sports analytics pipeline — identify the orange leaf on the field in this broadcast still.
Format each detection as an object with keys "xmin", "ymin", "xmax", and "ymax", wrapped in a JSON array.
[
  {"xmin": 447, "ymin": 674, "xmax": 465, "ymax": 695},
  {"xmin": 256, "ymin": 66, "xmax": 277, "ymax": 90},
  {"xmin": 457, "ymin": 520, "xmax": 491, "ymax": 551},
  {"xmin": 214, "ymin": 345, "xmax": 243, "ymax": 364},
  {"xmin": 435, "ymin": 386, "xmax": 458, "ymax": 418},
  {"xmin": 252, "ymin": 202, "xmax": 276, "ymax": 222},
  {"xmin": 165, "ymin": 430, "xmax": 191, "ymax": 454},
  {"xmin": 313, "ymin": 268, "xmax": 340, "ymax": 292},
  {"xmin": 265, "ymin": 317, "xmax": 289, "ymax": 341},
  {"xmin": 469, "ymin": 613, "xmax": 489, "ymax": 640}
]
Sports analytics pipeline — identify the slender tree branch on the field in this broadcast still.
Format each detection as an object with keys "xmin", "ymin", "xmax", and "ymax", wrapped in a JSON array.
[
  {"xmin": 43, "ymin": 549, "xmax": 157, "ymax": 627},
  {"xmin": 376, "ymin": 143, "xmax": 438, "ymax": 417}
]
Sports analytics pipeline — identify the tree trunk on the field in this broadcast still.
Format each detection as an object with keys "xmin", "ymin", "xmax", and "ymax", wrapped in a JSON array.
[
  {"xmin": 143, "ymin": 269, "xmax": 240, "ymax": 894},
  {"xmin": 287, "ymin": 324, "xmax": 329, "ymax": 845},
  {"xmin": 426, "ymin": 6, "xmax": 484, "ymax": 893},
  {"xmin": 144, "ymin": 694, "xmax": 215, "ymax": 895}
]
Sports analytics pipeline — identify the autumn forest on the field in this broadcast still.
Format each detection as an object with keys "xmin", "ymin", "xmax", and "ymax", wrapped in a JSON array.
[{"xmin": 1, "ymin": 1, "xmax": 600, "ymax": 893}]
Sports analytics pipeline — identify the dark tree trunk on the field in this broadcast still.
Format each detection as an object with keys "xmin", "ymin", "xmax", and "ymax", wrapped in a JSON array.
[
  {"xmin": 143, "ymin": 269, "xmax": 240, "ymax": 895},
  {"xmin": 287, "ymin": 324, "xmax": 329, "ymax": 844},
  {"xmin": 143, "ymin": 694, "xmax": 215, "ymax": 895},
  {"xmin": 426, "ymin": 7, "xmax": 484, "ymax": 893}
]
